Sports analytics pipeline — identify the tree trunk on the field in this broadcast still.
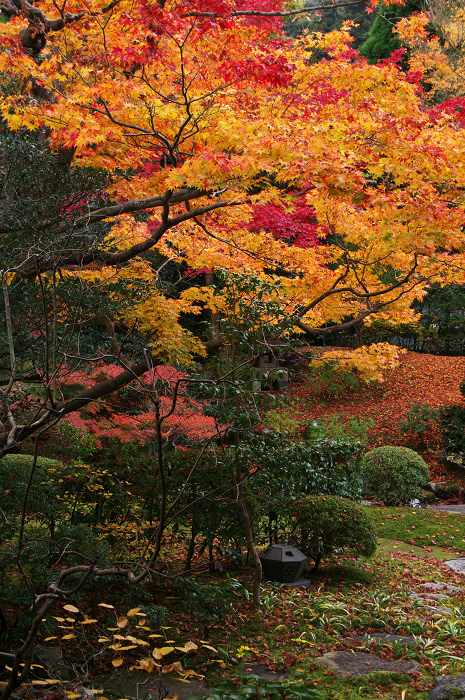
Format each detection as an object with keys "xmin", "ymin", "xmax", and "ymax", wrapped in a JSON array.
[
  {"xmin": 234, "ymin": 435, "xmax": 261, "ymax": 607},
  {"xmin": 184, "ymin": 517, "xmax": 198, "ymax": 573}
]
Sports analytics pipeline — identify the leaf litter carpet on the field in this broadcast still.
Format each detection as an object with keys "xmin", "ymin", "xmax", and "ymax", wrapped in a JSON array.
[{"xmin": 288, "ymin": 350, "xmax": 465, "ymax": 482}]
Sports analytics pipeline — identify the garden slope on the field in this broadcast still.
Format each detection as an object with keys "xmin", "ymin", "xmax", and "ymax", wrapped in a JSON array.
[{"xmin": 289, "ymin": 350, "xmax": 465, "ymax": 478}]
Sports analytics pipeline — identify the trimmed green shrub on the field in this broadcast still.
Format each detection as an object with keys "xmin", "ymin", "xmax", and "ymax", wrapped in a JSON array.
[
  {"xmin": 292, "ymin": 495, "xmax": 377, "ymax": 573},
  {"xmin": 359, "ymin": 446, "xmax": 430, "ymax": 506}
]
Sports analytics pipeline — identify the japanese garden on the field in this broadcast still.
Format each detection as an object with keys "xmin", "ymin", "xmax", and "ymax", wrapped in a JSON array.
[{"xmin": 2, "ymin": 1, "xmax": 465, "ymax": 699}]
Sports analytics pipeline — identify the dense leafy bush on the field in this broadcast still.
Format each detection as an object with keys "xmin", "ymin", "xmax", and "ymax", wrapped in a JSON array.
[
  {"xmin": 248, "ymin": 434, "xmax": 362, "ymax": 502},
  {"xmin": 439, "ymin": 404, "xmax": 465, "ymax": 458},
  {"xmin": 438, "ymin": 380, "xmax": 465, "ymax": 459},
  {"xmin": 191, "ymin": 674, "xmax": 319, "ymax": 700},
  {"xmin": 306, "ymin": 414, "xmax": 374, "ymax": 446},
  {"xmin": 292, "ymin": 495, "xmax": 377, "ymax": 572},
  {"xmin": 304, "ymin": 362, "xmax": 362, "ymax": 398},
  {"xmin": 359, "ymin": 446, "xmax": 430, "ymax": 505},
  {"xmin": 175, "ymin": 577, "xmax": 235, "ymax": 637},
  {"xmin": 0, "ymin": 454, "xmax": 60, "ymax": 524},
  {"xmin": 399, "ymin": 403, "xmax": 441, "ymax": 451},
  {"xmin": 245, "ymin": 434, "xmax": 363, "ymax": 541}
]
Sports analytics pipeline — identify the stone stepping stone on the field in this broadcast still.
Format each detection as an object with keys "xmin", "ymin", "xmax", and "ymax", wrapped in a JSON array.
[
  {"xmin": 419, "ymin": 582, "xmax": 463, "ymax": 595},
  {"xmin": 242, "ymin": 663, "xmax": 288, "ymax": 680},
  {"xmin": 429, "ymin": 674, "xmax": 465, "ymax": 700},
  {"xmin": 409, "ymin": 592, "xmax": 450, "ymax": 602},
  {"xmin": 427, "ymin": 505, "xmax": 465, "ymax": 514},
  {"xmin": 315, "ymin": 651, "xmax": 420, "ymax": 677},
  {"xmin": 445, "ymin": 559, "xmax": 465, "ymax": 574}
]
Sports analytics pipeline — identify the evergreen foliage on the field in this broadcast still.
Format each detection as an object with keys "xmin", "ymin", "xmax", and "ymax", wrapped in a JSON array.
[
  {"xmin": 359, "ymin": 446, "xmax": 430, "ymax": 505},
  {"xmin": 292, "ymin": 495, "xmax": 377, "ymax": 572},
  {"xmin": 439, "ymin": 380, "xmax": 465, "ymax": 457},
  {"xmin": 284, "ymin": 3, "xmax": 375, "ymax": 49},
  {"xmin": 360, "ymin": 0, "xmax": 423, "ymax": 64}
]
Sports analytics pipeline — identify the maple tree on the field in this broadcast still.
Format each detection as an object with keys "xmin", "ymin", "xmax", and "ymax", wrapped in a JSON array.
[
  {"xmin": 3, "ymin": 5, "xmax": 465, "ymax": 690},
  {"xmin": 396, "ymin": 0, "xmax": 465, "ymax": 102},
  {"xmin": 2, "ymin": 0, "xmax": 465, "ymax": 455}
]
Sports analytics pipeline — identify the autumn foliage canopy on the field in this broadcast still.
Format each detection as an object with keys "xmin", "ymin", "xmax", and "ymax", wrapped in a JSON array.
[{"xmin": 1, "ymin": 0, "xmax": 465, "ymax": 447}]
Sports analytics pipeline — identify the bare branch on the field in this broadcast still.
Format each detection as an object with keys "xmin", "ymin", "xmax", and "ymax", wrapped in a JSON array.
[{"xmin": 183, "ymin": 0, "xmax": 370, "ymax": 18}]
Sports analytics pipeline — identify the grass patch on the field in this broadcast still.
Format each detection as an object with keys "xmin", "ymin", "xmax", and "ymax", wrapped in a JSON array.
[
  {"xmin": 366, "ymin": 506, "xmax": 465, "ymax": 553},
  {"xmin": 308, "ymin": 563, "xmax": 374, "ymax": 588},
  {"xmin": 202, "ymin": 666, "xmax": 430, "ymax": 700}
]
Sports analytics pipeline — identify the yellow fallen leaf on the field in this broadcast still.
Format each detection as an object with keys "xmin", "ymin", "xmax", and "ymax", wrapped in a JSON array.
[
  {"xmin": 175, "ymin": 642, "xmax": 197, "ymax": 653},
  {"xmin": 137, "ymin": 657, "xmax": 159, "ymax": 673},
  {"xmin": 61, "ymin": 634, "xmax": 75, "ymax": 640},
  {"xmin": 63, "ymin": 605, "xmax": 79, "ymax": 614},
  {"xmin": 98, "ymin": 603, "xmax": 115, "ymax": 609},
  {"xmin": 126, "ymin": 608, "xmax": 140, "ymax": 616},
  {"xmin": 53, "ymin": 617, "xmax": 65, "ymax": 622},
  {"xmin": 152, "ymin": 647, "xmax": 174, "ymax": 660},
  {"xmin": 80, "ymin": 619, "xmax": 98, "ymax": 625},
  {"xmin": 180, "ymin": 670, "xmax": 204, "ymax": 680},
  {"xmin": 44, "ymin": 637, "xmax": 58, "ymax": 642},
  {"xmin": 112, "ymin": 658, "xmax": 123, "ymax": 668},
  {"xmin": 165, "ymin": 695, "xmax": 178, "ymax": 700},
  {"xmin": 98, "ymin": 638, "xmax": 110, "ymax": 643},
  {"xmin": 127, "ymin": 637, "xmax": 149, "ymax": 646},
  {"xmin": 117, "ymin": 617, "xmax": 128, "ymax": 629},
  {"xmin": 148, "ymin": 634, "xmax": 163, "ymax": 638},
  {"xmin": 201, "ymin": 645, "xmax": 217, "ymax": 652},
  {"xmin": 161, "ymin": 665, "xmax": 173, "ymax": 674}
]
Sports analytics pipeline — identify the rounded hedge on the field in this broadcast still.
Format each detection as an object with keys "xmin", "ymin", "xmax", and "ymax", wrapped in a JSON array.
[
  {"xmin": 292, "ymin": 495, "xmax": 377, "ymax": 573},
  {"xmin": 359, "ymin": 446, "xmax": 430, "ymax": 506}
]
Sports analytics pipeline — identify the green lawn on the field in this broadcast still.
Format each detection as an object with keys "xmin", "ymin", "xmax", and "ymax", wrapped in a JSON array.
[{"xmin": 366, "ymin": 506, "xmax": 465, "ymax": 554}]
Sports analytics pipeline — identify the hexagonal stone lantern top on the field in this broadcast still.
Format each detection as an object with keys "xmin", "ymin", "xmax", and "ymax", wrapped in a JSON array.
[{"xmin": 259, "ymin": 544, "xmax": 308, "ymax": 583}]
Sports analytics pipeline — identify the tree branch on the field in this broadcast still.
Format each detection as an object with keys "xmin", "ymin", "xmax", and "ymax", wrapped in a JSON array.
[
  {"xmin": 184, "ymin": 1, "xmax": 370, "ymax": 18},
  {"xmin": 0, "ymin": 359, "xmax": 150, "ymax": 455},
  {"xmin": 13, "ymin": 191, "xmax": 243, "ymax": 280}
]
